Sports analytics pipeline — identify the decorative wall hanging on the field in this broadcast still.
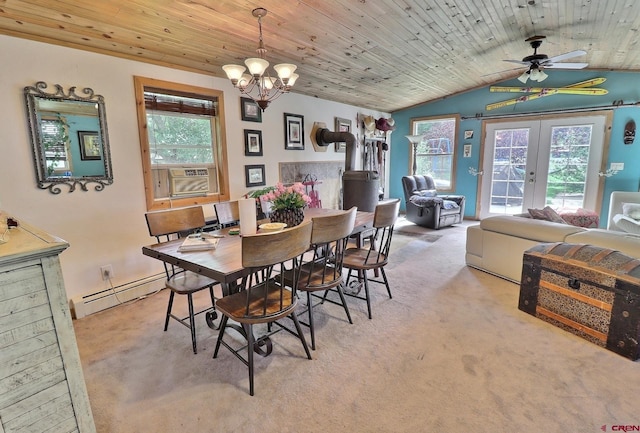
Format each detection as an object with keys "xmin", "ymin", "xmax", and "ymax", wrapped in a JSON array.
[
  {"xmin": 486, "ymin": 77, "xmax": 607, "ymax": 111},
  {"xmin": 334, "ymin": 117, "xmax": 351, "ymax": 152},
  {"xmin": 284, "ymin": 113, "xmax": 304, "ymax": 150},
  {"xmin": 241, "ymin": 97, "xmax": 262, "ymax": 122},
  {"xmin": 245, "ymin": 164, "xmax": 266, "ymax": 187},
  {"xmin": 244, "ymin": 129, "xmax": 263, "ymax": 156},
  {"xmin": 78, "ymin": 131, "xmax": 101, "ymax": 160},
  {"xmin": 624, "ymin": 120, "xmax": 635, "ymax": 145}
]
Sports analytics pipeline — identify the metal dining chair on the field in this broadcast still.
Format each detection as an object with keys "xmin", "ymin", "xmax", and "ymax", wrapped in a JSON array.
[
  {"xmin": 342, "ymin": 199, "xmax": 400, "ymax": 319},
  {"xmin": 285, "ymin": 207, "xmax": 357, "ymax": 350},
  {"xmin": 214, "ymin": 201, "xmax": 240, "ymax": 228},
  {"xmin": 213, "ymin": 221, "xmax": 313, "ymax": 396},
  {"xmin": 145, "ymin": 206, "xmax": 219, "ymax": 354}
]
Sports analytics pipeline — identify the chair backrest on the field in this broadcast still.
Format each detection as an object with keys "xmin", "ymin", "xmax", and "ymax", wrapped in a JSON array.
[
  {"xmin": 145, "ymin": 206, "xmax": 206, "ymax": 241},
  {"xmin": 303, "ymin": 207, "xmax": 357, "ymax": 290},
  {"xmin": 214, "ymin": 201, "xmax": 240, "ymax": 227},
  {"xmin": 401, "ymin": 175, "xmax": 437, "ymax": 201},
  {"xmin": 145, "ymin": 206, "xmax": 206, "ymax": 279},
  {"xmin": 311, "ymin": 207, "xmax": 357, "ymax": 245},
  {"xmin": 364, "ymin": 199, "xmax": 400, "ymax": 265},
  {"xmin": 240, "ymin": 221, "xmax": 313, "ymax": 318}
]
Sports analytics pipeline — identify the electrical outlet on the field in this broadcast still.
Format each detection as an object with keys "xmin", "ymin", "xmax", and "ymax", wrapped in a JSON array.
[
  {"xmin": 101, "ymin": 264, "xmax": 113, "ymax": 281},
  {"xmin": 610, "ymin": 162, "xmax": 625, "ymax": 171}
]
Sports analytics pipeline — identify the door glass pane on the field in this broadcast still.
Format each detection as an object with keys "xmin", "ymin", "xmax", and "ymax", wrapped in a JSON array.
[
  {"xmin": 490, "ymin": 128, "xmax": 528, "ymax": 214},
  {"xmin": 546, "ymin": 125, "xmax": 592, "ymax": 211}
]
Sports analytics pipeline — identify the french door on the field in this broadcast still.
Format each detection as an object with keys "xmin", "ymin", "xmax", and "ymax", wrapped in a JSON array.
[{"xmin": 479, "ymin": 114, "xmax": 607, "ymax": 219}]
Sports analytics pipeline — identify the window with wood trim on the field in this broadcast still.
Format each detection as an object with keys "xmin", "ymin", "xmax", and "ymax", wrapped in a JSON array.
[
  {"xmin": 134, "ymin": 76, "xmax": 230, "ymax": 211},
  {"xmin": 409, "ymin": 115, "xmax": 459, "ymax": 192}
]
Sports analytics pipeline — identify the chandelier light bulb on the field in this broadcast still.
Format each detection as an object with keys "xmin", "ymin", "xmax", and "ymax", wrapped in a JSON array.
[
  {"xmin": 274, "ymin": 63, "xmax": 297, "ymax": 81},
  {"xmin": 287, "ymin": 73, "xmax": 299, "ymax": 86},
  {"xmin": 221, "ymin": 8, "xmax": 297, "ymax": 111},
  {"xmin": 222, "ymin": 64, "xmax": 246, "ymax": 84},
  {"xmin": 245, "ymin": 57, "xmax": 269, "ymax": 76}
]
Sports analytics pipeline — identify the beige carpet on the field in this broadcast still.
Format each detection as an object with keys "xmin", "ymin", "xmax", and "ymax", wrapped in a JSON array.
[{"xmin": 73, "ymin": 218, "xmax": 639, "ymax": 433}]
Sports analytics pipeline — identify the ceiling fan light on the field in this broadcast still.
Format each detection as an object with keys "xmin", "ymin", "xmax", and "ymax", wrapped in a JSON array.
[
  {"xmin": 537, "ymin": 70, "xmax": 548, "ymax": 81},
  {"xmin": 517, "ymin": 71, "xmax": 530, "ymax": 84}
]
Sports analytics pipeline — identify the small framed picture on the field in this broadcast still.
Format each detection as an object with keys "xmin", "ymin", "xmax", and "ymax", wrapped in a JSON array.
[
  {"xmin": 244, "ymin": 129, "xmax": 263, "ymax": 156},
  {"xmin": 464, "ymin": 130, "xmax": 474, "ymax": 139},
  {"xmin": 245, "ymin": 164, "xmax": 266, "ymax": 187},
  {"xmin": 463, "ymin": 143, "xmax": 472, "ymax": 158},
  {"xmin": 284, "ymin": 113, "xmax": 304, "ymax": 150},
  {"xmin": 78, "ymin": 131, "xmax": 101, "ymax": 160},
  {"xmin": 334, "ymin": 117, "xmax": 351, "ymax": 152},
  {"xmin": 241, "ymin": 97, "xmax": 262, "ymax": 122}
]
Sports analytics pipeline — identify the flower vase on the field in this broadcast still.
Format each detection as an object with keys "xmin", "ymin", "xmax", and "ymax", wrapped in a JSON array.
[{"xmin": 270, "ymin": 208, "xmax": 304, "ymax": 227}]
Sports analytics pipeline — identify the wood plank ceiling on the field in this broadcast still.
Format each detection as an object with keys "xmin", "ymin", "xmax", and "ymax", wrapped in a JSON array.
[{"xmin": 2, "ymin": 0, "xmax": 640, "ymax": 112}]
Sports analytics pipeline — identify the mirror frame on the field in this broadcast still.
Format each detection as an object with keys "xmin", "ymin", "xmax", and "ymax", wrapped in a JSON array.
[{"xmin": 24, "ymin": 81, "xmax": 113, "ymax": 194}]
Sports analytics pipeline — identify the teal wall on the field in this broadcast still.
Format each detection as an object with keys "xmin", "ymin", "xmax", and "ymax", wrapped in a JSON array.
[{"xmin": 389, "ymin": 70, "xmax": 640, "ymax": 225}]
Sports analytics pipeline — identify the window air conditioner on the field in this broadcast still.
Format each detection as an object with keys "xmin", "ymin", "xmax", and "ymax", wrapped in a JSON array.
[{"xmin": 168, "ymin": 168, "xmax": 210, "ymax": 196}]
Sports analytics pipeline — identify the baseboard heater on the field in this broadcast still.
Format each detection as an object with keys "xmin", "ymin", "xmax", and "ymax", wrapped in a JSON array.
[{"xmin": 70, "ymin": 273, "xmax": 165, "ymax": 319}]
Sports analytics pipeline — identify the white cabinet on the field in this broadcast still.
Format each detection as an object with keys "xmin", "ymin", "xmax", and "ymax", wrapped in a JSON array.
[{"xmin": 0, "ymin": 215, "xmax": 95, "ymax": 433}]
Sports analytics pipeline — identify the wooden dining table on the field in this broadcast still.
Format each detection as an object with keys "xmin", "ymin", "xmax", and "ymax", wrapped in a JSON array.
[
  {"xmin": 142, "ymin": 208, "xmax": 375, "ymax": 296},
  {"xmin": 142, "ymin": 208, "xmax": 374, "ymax": 355}
]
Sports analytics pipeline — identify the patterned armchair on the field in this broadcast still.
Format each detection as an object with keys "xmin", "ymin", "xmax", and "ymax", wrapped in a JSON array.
[{"xmin": 401, "ymin": 175, "xmax": 465, "ymax": 229}]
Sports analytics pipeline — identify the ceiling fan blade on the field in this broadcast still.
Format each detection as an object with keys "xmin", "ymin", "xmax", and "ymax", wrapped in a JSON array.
[
  {"xmin": 502, "ymin": 59, "xmax": 529, "ymax": 65},
  {"xmin": 544, "ymin": 50, "xmax": 587, "ymax": 64},
  {"xmin": 543, "ymin": 62, "xmax": 589, "ymax": 69}
]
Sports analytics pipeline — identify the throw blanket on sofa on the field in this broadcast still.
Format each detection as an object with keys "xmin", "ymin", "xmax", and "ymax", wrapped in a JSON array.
[{"xmin": 409, "ymin": 195, "xmax": 459, "ymax": 209}]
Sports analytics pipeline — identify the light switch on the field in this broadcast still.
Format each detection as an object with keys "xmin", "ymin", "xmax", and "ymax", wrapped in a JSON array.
[{"xmin": 610, "ymin": 162, "xmax": 625, "ymax": 171}]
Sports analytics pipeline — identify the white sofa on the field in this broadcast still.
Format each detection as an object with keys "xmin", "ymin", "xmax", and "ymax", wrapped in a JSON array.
[{"xmin": 465, "ymin": 214, "xmax": 640, "ymax": 283}]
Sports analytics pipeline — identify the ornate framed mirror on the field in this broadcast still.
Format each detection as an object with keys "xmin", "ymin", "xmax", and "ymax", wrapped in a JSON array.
[{"xmin": 24, "ymin": 82, "xmax": 113, "ymax": 193}]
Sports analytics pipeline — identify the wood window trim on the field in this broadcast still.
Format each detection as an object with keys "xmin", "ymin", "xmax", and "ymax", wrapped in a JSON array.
[
  {"xmin": 134, "ymin": 76, "xmax": 230, "ymax": 211},
  {"xmin": 409, "ymin": 114, "xmax": 460, "ymax": 193}
]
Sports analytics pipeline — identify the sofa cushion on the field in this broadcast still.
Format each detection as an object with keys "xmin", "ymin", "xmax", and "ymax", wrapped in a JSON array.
[
  {"xmin": 480, "ymin": 215, "xmax": 584, "ymax": 243},
  {"xmin": 613, "ymin": 214, "xmax": 640, "ymax": 235},
  {"xmin": 565, "ymin": 229, "xmax": 640, "ymax": 258},
  {"xmin": 622, "ymin": 202, "xmax": 640, "ymax": 220}
]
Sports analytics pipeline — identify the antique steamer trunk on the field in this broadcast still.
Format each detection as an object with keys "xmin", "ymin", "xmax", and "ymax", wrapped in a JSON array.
[{"xmin": 519, "ymin": 242, "xmax": 640, "ymax": 360}]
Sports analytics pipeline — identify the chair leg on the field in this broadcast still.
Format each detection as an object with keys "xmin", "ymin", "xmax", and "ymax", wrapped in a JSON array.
[
  {"xmin": 306, "ymin": 291, "xmax": 316, "ymax": 350},
  {"xmin": 247, "ymin": 323, "xmax": 255, "ymax": 396},
  {"xmin": 290, "ymin": 313, "xmax": 312, "ymax": 361},
  {"xmin": 361, "ymin": 271, "xmax": 373, "ymax": 320},
  {"xmin": 187, "ymin": 293, "xmax": 197, "ymax": 354},
  {"xmin": 335, "ymin": 284, "xmax": 353, "ymax": 324},
  {"xmin": 164, "ymin": 291, "xmax": 175, "ymax": 331},
  {"xmin": 212, "ymin": 315, "xmax": 229, "ymax": 359},
  {"xmin": 380, "ymin": 267, "xmax": 392, "ymax": 299}
]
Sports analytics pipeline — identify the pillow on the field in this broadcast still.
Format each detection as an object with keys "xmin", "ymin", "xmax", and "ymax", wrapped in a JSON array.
[
  {"xmin": 528, "ymin": 208, "xmax": 547, "ymax": 220},
  {"xmin": 542, "ymin": 206, "xmax": 567, "ymax": 224},
  {"xmin": 622, "ymin": 202, "xmax": 640, "ymax": 220},
  {"xmin": 442, "ymin": 200, "xmax": 459, "ymax": 210},
  {"xmin": 415, "ymin": 189, "xmax": 437, "ymax": 197},
  {"xmin": 613, "ymin": 213, "xmax": 640, "ymax": 235},
  {"xmin": 528, "ymin": 206, "xmax": 567, "ymax": 224}
]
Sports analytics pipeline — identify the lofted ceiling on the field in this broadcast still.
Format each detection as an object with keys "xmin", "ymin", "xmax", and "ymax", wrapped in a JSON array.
[{"xmin": 2, "ymin": 0, "xmax": 640, "ymax": 112}]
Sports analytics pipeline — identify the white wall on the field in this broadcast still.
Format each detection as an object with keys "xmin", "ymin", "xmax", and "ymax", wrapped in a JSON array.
[{"xmin": 0, "ymin": 35, "xmax": 388, "ymax": 303}]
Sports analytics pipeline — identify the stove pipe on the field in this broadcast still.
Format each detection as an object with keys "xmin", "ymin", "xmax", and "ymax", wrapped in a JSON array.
[{"xmin": 314, "ymin": 128, "xmax": 380, "ymax": 211}]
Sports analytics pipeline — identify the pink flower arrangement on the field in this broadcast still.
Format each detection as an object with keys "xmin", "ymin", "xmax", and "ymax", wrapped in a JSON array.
[{"xmin": 261, "ymin": 182, "xmax": 311, "ymax": 211}]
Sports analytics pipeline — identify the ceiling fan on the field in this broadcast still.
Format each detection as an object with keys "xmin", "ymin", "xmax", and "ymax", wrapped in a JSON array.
[{"xmin": 504, "ymin": 36, "xmax": 588, "ymax": 83}]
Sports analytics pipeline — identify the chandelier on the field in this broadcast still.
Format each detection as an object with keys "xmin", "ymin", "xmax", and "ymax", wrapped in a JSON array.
[{"xmin": 222, "ymin": 8, "xmax": 298, "ymax": 111}]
